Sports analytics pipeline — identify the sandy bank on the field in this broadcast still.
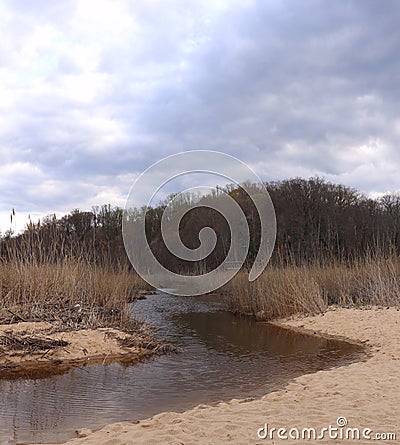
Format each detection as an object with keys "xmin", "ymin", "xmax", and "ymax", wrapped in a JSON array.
[
  {"xmin": 0, "ymin": 322, "xmax": 156, "ymax": 378},
  {"xmin": 46, "ymin": 306, "xmax": 400, "ymax": 445}
]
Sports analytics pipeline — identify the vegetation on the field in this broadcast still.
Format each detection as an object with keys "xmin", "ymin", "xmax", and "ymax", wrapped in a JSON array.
[
  {"xmin": 0, "ymin": 215, "xmax": 146, "ymax": 328},
  {"xmin": 223, "ymin": 254, "xmax": 400, "ymax": 320},
  {"xmin": 2, "ymin": 177, "xmax": 400, "ymax": 323}
]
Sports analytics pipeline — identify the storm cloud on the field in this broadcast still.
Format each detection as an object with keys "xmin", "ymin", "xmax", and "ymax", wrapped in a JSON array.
[{"xmin": 1, "ymin": 0, "xmax": 400, "ymax": 232}]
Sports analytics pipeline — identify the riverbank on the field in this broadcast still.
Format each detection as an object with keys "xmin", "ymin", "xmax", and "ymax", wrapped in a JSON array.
[
  {"xmin": 48, "ymin": 306, "xmax": 399, "ymax": 445},
  {"xmin": 224, "ymin": 257, "xmax": 400, "ymax": 321},
  {"xmin": 0, "ymin": 321, "xmax": 169, "ymax": 378}
]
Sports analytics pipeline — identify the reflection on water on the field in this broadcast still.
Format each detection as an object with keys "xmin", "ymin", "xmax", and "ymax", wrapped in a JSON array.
[{"xmin": 0, "ymin": 292, "xmax": 364, "ymax": 444}]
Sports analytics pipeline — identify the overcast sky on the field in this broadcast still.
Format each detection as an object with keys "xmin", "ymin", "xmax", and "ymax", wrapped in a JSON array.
[{"xmin": 1, "ymin": 0, "xmax": 400, "ymax": 233}]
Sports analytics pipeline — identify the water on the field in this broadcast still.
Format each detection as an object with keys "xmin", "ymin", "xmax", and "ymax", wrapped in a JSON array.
[{"xmin": 0, "ymin": 292, "xmax": 364, "ymax": 444}]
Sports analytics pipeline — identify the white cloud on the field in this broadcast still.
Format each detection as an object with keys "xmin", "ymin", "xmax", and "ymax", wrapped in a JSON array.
[{"xmin": 1, "ymin": 0, "xmax": 400, "ymax": 233}]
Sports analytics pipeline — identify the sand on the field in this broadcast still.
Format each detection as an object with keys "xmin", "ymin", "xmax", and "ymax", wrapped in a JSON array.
[
  {"xmin": 0, "ymin": 322, "xmax": 154, "ymax": 377},
  {"xmin": 41, "ymin": 307, "xmax": 400, "ymax": 444}
]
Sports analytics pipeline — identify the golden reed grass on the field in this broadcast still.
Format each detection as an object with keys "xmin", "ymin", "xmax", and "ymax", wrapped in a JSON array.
[
  {"xmin": 223, "ymin": 255, "xmax": 400, "ymax": 320},
  {"xmin": 0, "ymin": 237, "xmax": 146, "ymax": 329},
  {"xmin": 3, "ymin": 219, "xmax": 400, "ymax": 327}
]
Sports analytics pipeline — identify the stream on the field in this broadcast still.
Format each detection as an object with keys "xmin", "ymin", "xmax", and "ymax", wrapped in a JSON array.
[{"xmin": 0, "ymin": 292, "xmax": 364, "ymax": 444}]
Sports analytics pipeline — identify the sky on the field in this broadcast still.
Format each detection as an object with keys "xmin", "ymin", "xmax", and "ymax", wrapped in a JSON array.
[{"xmin": 1, "ymin": 0, "xmax": 400, "ymax": 233}]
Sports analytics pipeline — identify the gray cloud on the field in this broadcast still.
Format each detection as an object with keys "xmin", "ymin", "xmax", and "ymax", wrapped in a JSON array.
[{"xmin": 1, "ymin": 0, "xmax": 400, "ymax": 232}]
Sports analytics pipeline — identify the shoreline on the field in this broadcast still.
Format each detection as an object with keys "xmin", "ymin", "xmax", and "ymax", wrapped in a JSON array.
[
  {"xmin": 43, "ymin": 306, "xmax": 399, "ymax": 445},
  {"xmin": 0, "ymin": 322, "xmax": 160, "ymax": 379}
]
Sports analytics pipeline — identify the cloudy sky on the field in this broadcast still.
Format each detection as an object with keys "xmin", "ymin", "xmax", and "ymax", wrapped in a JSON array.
[{"xmin": 1, "ymin": 0, "xmax": 400, "ymax": 233}]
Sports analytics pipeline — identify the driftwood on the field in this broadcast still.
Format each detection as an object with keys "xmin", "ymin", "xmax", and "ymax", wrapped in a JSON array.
[
  {"xmin": 117, "ymin": 334, "xmax": 179, "ymax": 354},
  {"xmin": 0, "ymin": 332, "xmax": 69, "ymax": 354}
]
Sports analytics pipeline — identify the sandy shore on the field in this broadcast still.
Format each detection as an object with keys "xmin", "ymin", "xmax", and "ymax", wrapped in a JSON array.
[
  {"xmin": 0, "ymin": 322, "xmax": 155, "ymax": 378},
  {"xmin": 42, "ymin": 306, "xmax": 400, "ymax": 445}
]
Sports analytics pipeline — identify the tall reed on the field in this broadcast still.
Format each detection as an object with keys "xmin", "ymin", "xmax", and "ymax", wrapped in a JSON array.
[
  {"xmin": 0, "ymin": 233, "xmax": 145, "ymax": 329},
  {"xmin": 223, "ymin": 254, "xmax": 400, "ymax": 320}
]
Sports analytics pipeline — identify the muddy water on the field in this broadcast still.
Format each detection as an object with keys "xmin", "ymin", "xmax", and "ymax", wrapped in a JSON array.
[{"xmin": 0, "ymin": 292, "xmax": 364, "ymax": 444}]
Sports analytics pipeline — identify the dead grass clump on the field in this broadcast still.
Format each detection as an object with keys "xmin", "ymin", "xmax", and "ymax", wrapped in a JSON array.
[
  {"xmin": 0, "ymin": 332, "xmax": 69, "ymax": 355},
  {"xmin": 223, "ymin": 254, "xmax": 400, "ymax": 320},
  {"xmin": 117, "ymin": 335, "xmax": 179, "ymax": 354},
  {"xmin": 0, "ymin": 255, "xmax": 145, "ymax": 329},
  {"xmin": 223, "ymin": 264, "xmax": 326, "ymax": 321},
  {"xmin": 113, "ymin": 321, "xmax": 180, "ymax": 354}
]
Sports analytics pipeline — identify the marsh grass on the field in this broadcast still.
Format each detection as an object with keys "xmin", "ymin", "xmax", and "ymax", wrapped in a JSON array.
[
  {"xmin": 3, "ymin": 217, "xmax": 400, "ymax": 328},
  {"xmin": 223, "ymin": 254, "xmax": 400, "ymax": 320},
  {"xmin": 0, "ymin": 236, "xmax": 147, "ymax": 329}
]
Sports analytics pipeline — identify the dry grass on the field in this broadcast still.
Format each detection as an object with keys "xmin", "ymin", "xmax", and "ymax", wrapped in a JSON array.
[
  {"xmin": 223, "ymin": 255, "xmax": 400, "ymax": 320},
  {"xmin": 115, "ymin": 324, "xmax": 180, "ymax": 354},
  {"xmin": 0, "ymin": 332, "xmax": 69, "ymax": 354},
  {"xmin": 0, "ymin": 240, "xmax": 147, "ymax": 329}
]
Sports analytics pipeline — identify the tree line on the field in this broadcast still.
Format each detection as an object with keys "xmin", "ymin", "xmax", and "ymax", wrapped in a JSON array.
[{"xmin": 2, "ymin": 177, "xmax": 400, "ymax": 270}]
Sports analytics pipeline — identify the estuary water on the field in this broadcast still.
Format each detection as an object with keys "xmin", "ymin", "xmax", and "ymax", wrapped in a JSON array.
[{"xmin": 0, "ymin": 292, "xmax": 363, "ymax": 444}]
